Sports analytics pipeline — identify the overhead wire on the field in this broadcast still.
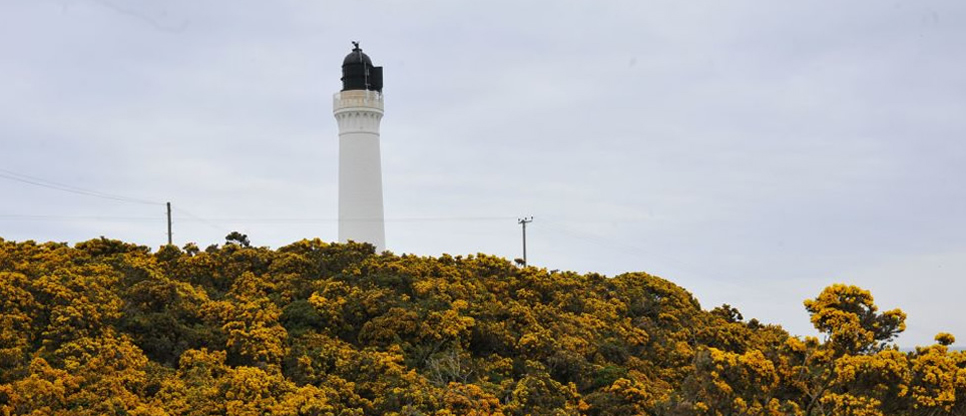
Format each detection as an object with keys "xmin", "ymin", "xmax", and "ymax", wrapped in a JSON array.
[
  {"xmin": 170, "ymin": 207, "xmax": 232, "ymax": 234},
  {"xmin": 2, "ymin": 169, "xmax": 712, "ymax": 274},
  {"xmin": 0, "ymin": 168, "xmax": 163, "ymax": 206},
  {"xmin": 539, "ymin": 217, "xmax": 728, "ymax": 281},
  {"xmin": 0, "ymin": 214, "xmax": 159, "ymax": 222},
  {"xmin": 0, "ymin": 169, "xmax": 520, "ymax": 223},
  {"xmin": 0, "ymin": 172, "xmax": 730, "ymax": 282},
  {"xmin": 165, "ymin": 216, "xmax": 516, "ymax": 224},
  {"xmin": 0, "ymin": 213, "xmax": 518, "ymax": 224}
]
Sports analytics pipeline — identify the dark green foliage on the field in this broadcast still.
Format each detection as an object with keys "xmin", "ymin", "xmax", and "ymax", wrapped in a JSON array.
[{"xmin": 3, "ymin": 237, "xmax": 957, "ymax": 416}]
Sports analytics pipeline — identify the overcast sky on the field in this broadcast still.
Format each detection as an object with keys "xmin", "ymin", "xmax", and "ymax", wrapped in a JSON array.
[{"xmin": 2, "ymin": 0, "xmax": 964, "ymax": 347}]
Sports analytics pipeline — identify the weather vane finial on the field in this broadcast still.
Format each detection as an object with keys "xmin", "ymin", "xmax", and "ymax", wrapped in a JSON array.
[{"xmin": 351, "ymin": 41, "xmax": 360, "ymax": 51}]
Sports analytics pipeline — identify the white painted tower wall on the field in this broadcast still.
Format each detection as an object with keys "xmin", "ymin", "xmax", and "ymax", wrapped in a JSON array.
[{"xmin": 334, "ymin": 90, "xmax": 386, "ymax": 251}]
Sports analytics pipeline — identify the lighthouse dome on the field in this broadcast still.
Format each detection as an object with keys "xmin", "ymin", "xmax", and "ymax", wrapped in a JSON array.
[
  {"xmin": 341, "ymin": 42, "xmax": 383, "ymax": 92},
  {"xmin": 343, "ymin": 48, "xmax": 372, "ymax": 66}
]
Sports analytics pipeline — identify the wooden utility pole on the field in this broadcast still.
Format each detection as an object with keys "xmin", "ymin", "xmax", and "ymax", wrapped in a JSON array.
[
  {"xmin": 518, "ymin": 216, "xmax": 533, "ymax": 266},
  {"xmin": 166, "ymin": 202, "xmax": 173, "ymax": 246}
]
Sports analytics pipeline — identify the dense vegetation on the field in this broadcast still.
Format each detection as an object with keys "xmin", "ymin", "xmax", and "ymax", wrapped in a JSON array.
[{"xmin": 1, "ymin": 236, "xmax": 964, "ymax": 415}]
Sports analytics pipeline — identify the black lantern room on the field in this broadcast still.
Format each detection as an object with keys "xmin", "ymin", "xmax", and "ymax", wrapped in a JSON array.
[{"xmin": 341, "ymin": 42, "xmax": 383, "ymax": 93}]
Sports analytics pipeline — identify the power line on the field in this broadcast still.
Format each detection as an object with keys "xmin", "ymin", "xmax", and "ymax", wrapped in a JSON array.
[
  {"xmin": 0, "ymin": 214, "xmax": 160, "ymax": 222},
  {"xmin": 194, "ymin": 216, "xmax": 515, "ymax": 223},
  {"xmin": 377, "ymin": 216, "xmax": 517, "ymax": 223},
  {"xmin": 0, "ymin": 168, "xmax": 162, "ymax": 205},
  {"xmin": 0, "ymin": 205, "xmax": 720, "ymax": 281},
  {"xmin": 170, "ymin": 207, "xmax": 232, "ymax": 234},
  {"xmin": 540, "ymin": 217, "xmax": 732, "ymax": 282},
  {"xmin": 0, "ymin": 214, "xmax": 517, "ymax": 224}
]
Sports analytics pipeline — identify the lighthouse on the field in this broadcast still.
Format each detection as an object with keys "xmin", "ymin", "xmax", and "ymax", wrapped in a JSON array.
[{"xmin": 334, "ymin": 42, "xmax": 386, "ymax": 251}]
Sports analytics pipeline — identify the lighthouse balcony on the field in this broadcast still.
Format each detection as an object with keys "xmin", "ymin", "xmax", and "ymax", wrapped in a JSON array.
[{"xmin": 333, "ymin": 90, "xmax": 384, "ymax": 112}]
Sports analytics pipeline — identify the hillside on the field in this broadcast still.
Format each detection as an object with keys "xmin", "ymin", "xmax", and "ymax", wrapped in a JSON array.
[{"xmin": 1, "ymin": 236, "xmax": 963, "ymax": 415}]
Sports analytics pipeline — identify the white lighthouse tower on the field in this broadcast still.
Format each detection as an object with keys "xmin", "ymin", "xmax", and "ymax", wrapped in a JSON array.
[{"xmin": 334, "ymin": 42, "xmax": 386, "ymax": 251}]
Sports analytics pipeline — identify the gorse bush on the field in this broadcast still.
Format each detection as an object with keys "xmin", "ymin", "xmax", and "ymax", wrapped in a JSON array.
[{"xmin": 0, "ymin": 237, "xmax": 963, "ymax": 415}]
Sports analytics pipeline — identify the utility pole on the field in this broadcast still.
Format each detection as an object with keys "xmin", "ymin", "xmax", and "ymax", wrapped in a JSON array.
[
  {"xmin": 518, "ymin": 216, "xmax": 533, "ymax": 266},
  {"xmin": 166, "ymin": 202, "xmax": 173, "ymax": 246}
]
